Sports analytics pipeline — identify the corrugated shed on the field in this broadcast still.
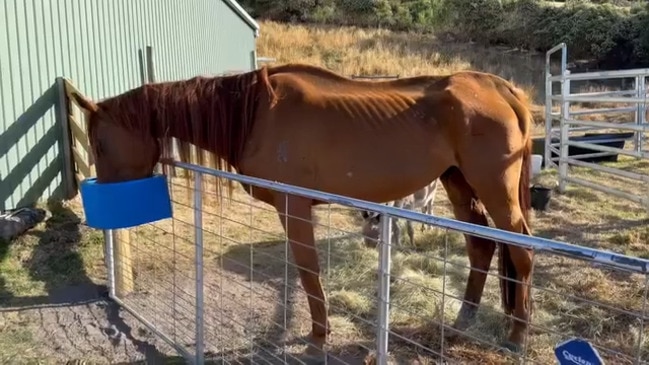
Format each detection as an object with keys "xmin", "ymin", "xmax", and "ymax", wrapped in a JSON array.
[{"xmin": 0, "ymin": 0, "xmax": 258, "ymax": 210}]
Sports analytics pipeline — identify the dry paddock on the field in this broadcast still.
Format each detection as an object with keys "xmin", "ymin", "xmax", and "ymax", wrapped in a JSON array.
[{"xmin": 109, "ymin": 155, "xmax": 649, "ymax": 365}]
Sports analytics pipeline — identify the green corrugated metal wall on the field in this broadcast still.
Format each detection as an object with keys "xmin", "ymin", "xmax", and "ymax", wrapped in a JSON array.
[
  {"xmin": 0, "ymin": 0, "xmax": 258, "ymax": 211},
  {"xmin": 217, "ymin": 0, "xmax": 257, "ymax": 73}
]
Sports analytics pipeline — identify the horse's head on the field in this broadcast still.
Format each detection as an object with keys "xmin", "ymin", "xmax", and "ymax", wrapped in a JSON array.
[
  {"xmin": 360, "ymin": 210, "xmax": 381, "ymax": 225},
  {"xmin": 70, "ymin": 92, "xmax": 160, "ymax": 183}
]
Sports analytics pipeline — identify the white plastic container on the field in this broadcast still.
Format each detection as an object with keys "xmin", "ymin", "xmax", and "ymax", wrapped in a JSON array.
[{"xmin": 530, "ymin": 154, "xmax": 543, "ymax": 178}]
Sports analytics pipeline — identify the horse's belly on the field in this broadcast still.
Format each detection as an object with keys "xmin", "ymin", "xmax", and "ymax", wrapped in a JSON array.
[
  {"xmin": 240, "ymin": 108, "xmax": 451, "ymax": 203},
  {"xmin": 311, "ymin": 144, "xmax": 444, "ymax": 203},
  {"xmin": 240, "ymin": 144, "xmax": 435, "ymax": 203}
]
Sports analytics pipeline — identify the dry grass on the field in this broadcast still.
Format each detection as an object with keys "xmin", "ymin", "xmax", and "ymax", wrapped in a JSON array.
[
  {"xmin": 1, "ymin": 20, "xmax": 649, "ymax": 364},
  {"xmin": 257, "ymin": 21, "xmax": 545, "ymax": 104}
]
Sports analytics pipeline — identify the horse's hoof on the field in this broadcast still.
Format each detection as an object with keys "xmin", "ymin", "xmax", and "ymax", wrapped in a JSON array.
[
  {"xmin": 305, "ymin": 344, "xmax": 325, "ymax": 356},
  {"xmin": 451, "ymin": 320, "xmax": 470, "ymax": 335},
  {"xmin": 452, "ymin": 305, "xmax": 477, "ymax": 332},
  {"xmin": 443, "ymin": 327, "xmax": 460, "ymax": 342},
  {"xmin": 501, "ymin": 340, "xmax": 523, "ymax": 354},
  {"xmin": 302, "ymin": 343, "xmax": 327, "ymax": 365},
  {"xmin": 303, "ymin": 333, "xmax": 327, "ymax": 356},
  {"xmin": 277, "ymin": 330, "xmax": 291, "ymax": 344},
  {"xmin": 300, "ymin": 353, "xmax": 327, "ymax": 365}
]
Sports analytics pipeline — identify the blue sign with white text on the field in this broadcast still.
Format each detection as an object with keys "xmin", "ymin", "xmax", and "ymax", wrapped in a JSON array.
[{"xmin": 554, "ymin": 338, "xmax": 604, "ymax": 365}]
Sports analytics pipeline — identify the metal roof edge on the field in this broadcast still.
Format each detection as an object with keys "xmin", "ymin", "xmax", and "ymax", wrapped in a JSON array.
[{"xmin": 222, "ymin": 0, "xmax": 260, "ymax": 37}]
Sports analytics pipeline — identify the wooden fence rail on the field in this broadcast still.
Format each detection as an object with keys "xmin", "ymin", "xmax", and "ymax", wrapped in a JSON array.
[{"xmin": 62, "ymin": 78, "xmax": 95, "ymax": 185}]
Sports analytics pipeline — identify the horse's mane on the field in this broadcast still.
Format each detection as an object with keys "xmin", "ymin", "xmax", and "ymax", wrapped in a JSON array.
[{"xmin": 88, "ymin": 66, "xmax": 277, "ymax": 197}]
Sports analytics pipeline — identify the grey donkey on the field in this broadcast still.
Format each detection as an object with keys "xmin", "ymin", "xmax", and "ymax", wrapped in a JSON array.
[{"xmin": 360, "ymin": 179, "xmax": 440, "ymax": 247}]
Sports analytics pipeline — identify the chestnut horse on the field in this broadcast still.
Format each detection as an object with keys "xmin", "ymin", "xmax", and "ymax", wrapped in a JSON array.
[{"xmin": 71, "ymin": 64, "xmax": 534, "ymax": 355}]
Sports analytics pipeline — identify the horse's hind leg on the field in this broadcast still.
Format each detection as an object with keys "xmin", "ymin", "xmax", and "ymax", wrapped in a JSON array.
[
  {"xmin": 274, "ymin": 193, "xmax": 329, "ymax": 356},
  {"xmin": 439, "ymin": 168, "xmax": 497, "ymax": 331},
  {"xmin": 463, "ymin": 160, "xmax": 534, "ymax": 353}
]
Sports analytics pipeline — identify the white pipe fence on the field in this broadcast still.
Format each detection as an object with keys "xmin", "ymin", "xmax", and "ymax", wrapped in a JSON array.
[
  {"xmin": 96, "ymin": 160, "xmax": 649, "ymax": 365},
  {"xmin": 544, "ymin": 43, "xmax": 649, "ymax": 209}
]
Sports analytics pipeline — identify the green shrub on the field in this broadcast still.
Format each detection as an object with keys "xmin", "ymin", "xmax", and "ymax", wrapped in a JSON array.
[
  {"xmin": 459, "ymin": 0, "xmax": 649, "ymax": 67},
  {"xmin": 444, "ymin": 0, "xmax": 505, "ymax": 41},
  {"xmin": 242, "ymin": 0, "xmax": 649, "ymax": 68}
]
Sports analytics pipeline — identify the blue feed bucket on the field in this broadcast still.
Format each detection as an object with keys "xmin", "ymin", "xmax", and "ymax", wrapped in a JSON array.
[{"xmin": 80, "ymin": 174, "xmax": 173, "ymax": 230}]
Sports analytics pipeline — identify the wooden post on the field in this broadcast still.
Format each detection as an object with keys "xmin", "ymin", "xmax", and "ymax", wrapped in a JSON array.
[
  {"xmin": 251, "ymin": 50, "xmax": 258, "ymax": 70},
  {"xmin": 145, "ymin": 45, "xmax": 156, "ymax": 83},
  {"xmin": 56, "ymin": 77, "xmax": 77, "ymax": 199},
  {"xmin": 138, "ymin": 48, "xmax": 147, "ymax": 86},
  {"xmin": 113, "ymin": 229, "xmax": 134, "ymax": 295},
  {"xmin": 111, "ymin": 45, "xmax": 157, "ymax": 295},
  {"xmin": 62, "ymin": 78, "xmax": 135, "ymax": 296}
]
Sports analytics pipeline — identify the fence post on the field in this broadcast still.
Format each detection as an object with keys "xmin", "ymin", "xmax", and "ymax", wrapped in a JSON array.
[
  {"xmin": 113, "ymin": 229, "xmax": 134, "ymax": 296},
  {"xmin": 635, "ymin": 75, "xmax": 646, "ymax": 156},
  {"xmin": 138, "ymin": 48, "xmax": 147, "ymax": 86},
  {"xmin": 376, "ymin": 213, "xmax": 393, "ymax": 365},
  {"xmin": 146, "ymin": 45, "xmax": 156, "ymax": 83},
  {"xmin": 544, "ymin": 61, "xmax": 554, "ymax": 170},
  {"xmin": 55, "ymin": 77, "xmax": 77, "ymax": 199},
  {"xmin": 194, "ymin": 172, "xmax": 205, "ymax": 365},
  {"xmin": 558, "ymin": 70, "xmax": 571, "ymax": 194},
  {"xmin": 251, "ymin": 50, "xmax": 258, "ymax": 70},
  {"xmin": 103, "ymin": 229, "xmax": 116, "ymax": 298}
]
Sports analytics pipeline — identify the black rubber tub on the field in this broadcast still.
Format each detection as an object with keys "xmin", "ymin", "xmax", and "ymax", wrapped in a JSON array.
[
  {"xmin": 532, "ymin": 132, "xmax": 634, "ymax": 167},
  {"xmin": 530, "ymin": 184, "xmax": 552, "ymax": 211}
]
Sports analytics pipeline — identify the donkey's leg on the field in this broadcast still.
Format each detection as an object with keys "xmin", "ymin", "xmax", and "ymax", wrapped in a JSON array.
[
  {"xmin": 421, "ymin": 179, "xmax": 439, "ymax": 232},
  {"xmin": 391, "ymin": 217, "xmax": 401, "ymax": 246},
  {"xmin": 426, "ymin": 180, "xmax": 439, "ymax": 231},
  {"xmin": 275, "ymin": 193, "xmax": 329, "ymax": 354},
  {"xmin": 420, "ymin": 204, "xmax": 429, "ymax": 232},
  {"xmin": 428, "ymin": 179, "xmax": 439, "ymax": 215},
  {"xmin": 406, "ymin": 220, "xmax": 415, "ymax": 246},
  {"xmin": 439, "ymin": 168, "xmax": 497, "ymax": 331},
  {"xmin": 463, "ymin": 164, "xmax": 534, "ymax": 353},
  {"xmin": 361, "ymin": 215, "xmax": 380, "ymax": 248}
]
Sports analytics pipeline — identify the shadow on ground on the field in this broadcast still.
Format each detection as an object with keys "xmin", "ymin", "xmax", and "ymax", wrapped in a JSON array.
[
  {"xmin": 0, "ymin": 199, "xmax": 100, "ymax": 309},
  {"xmin": 218, "ymin": 233, "xmax": 373, "ymax": 363},
  {"xmin": 114, "ymin": 339, "xmax": 374, "ymax": 365},
  {"xmin": 532, "ymin": 187, "xmax": 649, "ymax": 250},
  {"xmin": 0, "ymin": 199, "xmax": 179, "ymax": 363},
  {"xmin": 218, "ymin": 228, "xmax": 522, "ymax": 364}
]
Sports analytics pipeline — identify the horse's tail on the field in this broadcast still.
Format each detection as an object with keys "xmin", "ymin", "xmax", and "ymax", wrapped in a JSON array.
[
  {"xmin": 518, "ymin": 131, "xmax": 532, "ymax": 226},
  {"xmin": 499, "ymin": 83, "xmax": 534, "ymax": 315},
  {"xmin": 511, "ymin": 86, "xmax": 533, "ymax": 226}
]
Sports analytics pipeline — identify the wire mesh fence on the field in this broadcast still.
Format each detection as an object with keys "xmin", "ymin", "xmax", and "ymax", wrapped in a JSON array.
[{"xmin": 104, "ymin": 161, "xmax": 649, "ymax": 365}]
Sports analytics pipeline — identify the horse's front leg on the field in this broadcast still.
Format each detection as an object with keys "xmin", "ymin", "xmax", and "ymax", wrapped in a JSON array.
[{"xmin": 275, "ymin": 193, "xmax": 329, "ymax": 356}]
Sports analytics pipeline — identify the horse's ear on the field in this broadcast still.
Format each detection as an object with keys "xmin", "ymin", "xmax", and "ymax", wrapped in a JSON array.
[
  {"xmin": 360, "ymin": 210, "xmax": 381, "ymax": 222},
  {"xmin": 70, "ymin": 92, "xmax": 100, "ymax": 113}
]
